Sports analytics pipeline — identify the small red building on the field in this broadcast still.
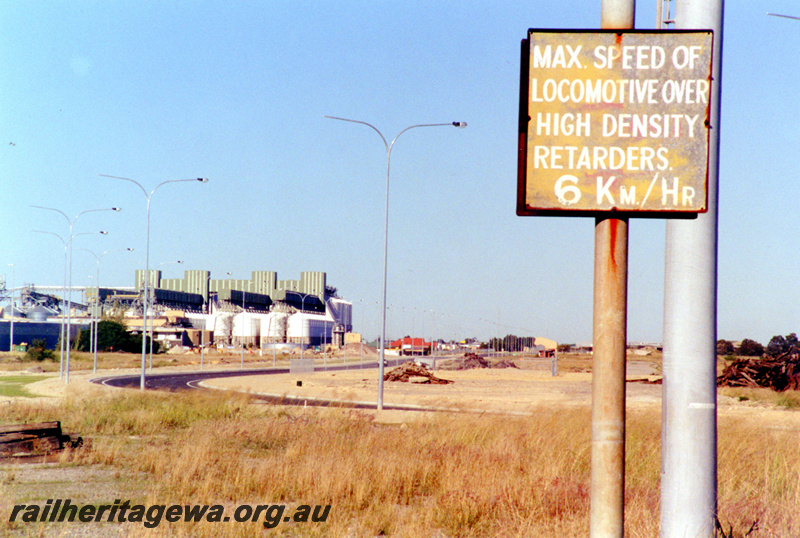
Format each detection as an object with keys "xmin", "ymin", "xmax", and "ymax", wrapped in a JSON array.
[{"xmin": 390, "ymin": 337, "xmax": 433, "ymax": 356}]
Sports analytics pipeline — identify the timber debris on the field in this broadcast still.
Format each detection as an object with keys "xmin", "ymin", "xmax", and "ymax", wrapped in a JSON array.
[
  {"xmin": 441, "ymin": 353, "xmax": 519, "ymax": 370},
  {"xmin": 0, "ymin": 422, "xmax": 83, "ymax": 459},
  {"xmin": 716, "ymin": 348, "xmax": 800, "ymax": 391},
  {"xmin": 384, "ymin": 362, "xmax": 453, "ymax": 384}
]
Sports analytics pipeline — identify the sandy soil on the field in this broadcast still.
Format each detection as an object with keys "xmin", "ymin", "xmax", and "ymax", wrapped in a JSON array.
[
  {"xmin": 195, "ymin": 358, "xmax": 664, "ymax": 424},
  {"xmin": 10, "ymin": 357, "xmax": 800, "ymax": 430},
  {"xmin": 197, "ymin": 359, "xmax": 800, "ymax": 429},
  {"xmin": 200, "ymin": 367, "xmax": 659, "ymax": 413}
]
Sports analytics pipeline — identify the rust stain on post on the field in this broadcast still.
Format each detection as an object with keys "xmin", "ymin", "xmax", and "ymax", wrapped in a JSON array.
[
  {"xmin": 608, "ymin": 218, "xmax": 618, "ymax": 269},
  {"xmin": 589, "ymin": 4, "xmax": 634, "ymax": 535},
  {"xmin": 591, "ymin": 214, "xmax": 628, "ymax": 538}
]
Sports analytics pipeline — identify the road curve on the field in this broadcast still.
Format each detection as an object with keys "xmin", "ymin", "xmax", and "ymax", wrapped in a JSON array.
[{"xmin": 89, "ymin": 358, "xmax": 435, "ymax": 411}]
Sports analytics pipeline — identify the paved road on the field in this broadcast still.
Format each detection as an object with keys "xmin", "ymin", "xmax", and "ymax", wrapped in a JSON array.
[{"xmin": 89, "ymin": 357, "xmax": 431, "ymax": 410}]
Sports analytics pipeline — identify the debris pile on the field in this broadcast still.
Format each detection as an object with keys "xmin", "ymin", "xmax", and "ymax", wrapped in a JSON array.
[
  {"xmin": 342, "ymin": 343, "xmax": 378, "ymax": 357},
  {"xmin": 444, "ymin": 353, "xmax": 519, "ymax": 370},
  {"xmin": 717, "ymin": 350, "xmax": 800, "ymax": 392},
  {"xmin": 1, "ymin": 421, "xmax": 83, "ymax": 459},
  {"xmin": 461, "ymin": 353, "xmax": 490, "ymax": 369},
  {"xmin": 384, "ymin": 361, "xmax": 453, "ymax": 384}
]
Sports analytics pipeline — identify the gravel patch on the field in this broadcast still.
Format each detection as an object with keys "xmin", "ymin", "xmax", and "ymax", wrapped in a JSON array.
[{"xmin": 1, "ymin": 463, "xmax": 150, "ymax": 537}]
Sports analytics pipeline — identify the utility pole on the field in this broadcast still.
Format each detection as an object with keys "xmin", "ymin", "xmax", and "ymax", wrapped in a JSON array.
[{"xmin": 661, "ymin": 1, "xmax": 724, "ymax": 536}]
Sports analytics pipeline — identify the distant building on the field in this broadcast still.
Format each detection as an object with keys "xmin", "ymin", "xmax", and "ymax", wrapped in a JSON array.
[
  {"xmin": 124, "ymin": 269, "xmax": 351, "ymax": 350},
  {"xmin": 390, "ymin": 337, "xmax": 433, "ymax": 356},
  {"xmin": 3, "ymin": 269, "xmax": 351, "ymax": 351}
]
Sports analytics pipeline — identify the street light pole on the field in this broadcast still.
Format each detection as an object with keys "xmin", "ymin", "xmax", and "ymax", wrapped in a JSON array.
[
  {"xmin": 150, "ymin": 260, "xmax": 183, "ymax": 370},
  {"xmin": 33, "ymin": 229, "xmax": 110, "ymax": 379},
  {"xmin": 324, "ymin": 115, "xmax": 466, "ymax": 410},
  {"xmin": 80, "ymin": 247, "xmax": 134, "ymax": 373},
  {"xmin": 7, "ymin": 264, "xmax": 14, "ymax": 352},
  {"xmin": 101, "ymin": 175, "xmax": 208, "ymax": 391},
  {"xmin": 241, "ymin": 285, "xmax": 245, "ymax": 369},
  {"xmin": 32, "ymin": 231, "xmax": 69, "ymax": 375},
  {"xmin": 300, "ymin": 293, "xmax": 310, "ymax": 362},
  {"xmin": 31, "ymin": 206, "xmax": 119, "ymax": 384}
]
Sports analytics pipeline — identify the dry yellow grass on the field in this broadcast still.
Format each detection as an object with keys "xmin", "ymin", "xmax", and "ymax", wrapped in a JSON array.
[{"xmin": 1, "ymin": 388, "xmax": 798, "ymax": 537}]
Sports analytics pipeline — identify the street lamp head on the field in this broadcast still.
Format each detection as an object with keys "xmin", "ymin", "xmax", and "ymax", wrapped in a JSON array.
[
  {"xmin": 452, "ymin": 122, "xmax": 468, "ymax": 129},
  {"xmin": 177, "ymin": 260, "xmax": 184, "ymax": 264},
  {"xmin": 197, "ymin": 178, "xmax": 209, "ymax": 183},
  {"xmin": 112, "ymin": 207, "xmax": 122, "ymax": 212},
  {"xmin": 99, "ymin": 231, "xmax": 109, "ymax": 235},
  {"xmin": 126, "ymin": 247, "xmax": 135, "ymax": 251}
]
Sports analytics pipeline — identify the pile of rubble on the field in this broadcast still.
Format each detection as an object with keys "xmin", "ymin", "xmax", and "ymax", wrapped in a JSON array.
[
  {"xmin": 342, "ymin": 343, "xmax": 378, "ymax": 357},
  {"xmin": 445, "ymin": 353, "xmax": 519, "ymax": 370},
  {"xmin": 384, "ymin": 361, "xmax": 453, "ymax": 385},
  {"xmin": 717, "ymin": 349, "xmax": 800, "ymax": 391}
]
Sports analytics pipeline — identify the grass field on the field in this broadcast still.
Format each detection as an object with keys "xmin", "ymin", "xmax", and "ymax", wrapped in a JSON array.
[
  {"xmin": 0, "ymin": 376, "xmax": 53, "ymax": 398},
  {"xmin": 1, "ymin": 384, "xmax": 798, "ymax": 537}
]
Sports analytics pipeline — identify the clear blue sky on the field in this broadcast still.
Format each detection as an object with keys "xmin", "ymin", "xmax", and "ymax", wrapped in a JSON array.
[{"xmin": 1, "ymin": 1, "xmax": 798, "ymax": 345}]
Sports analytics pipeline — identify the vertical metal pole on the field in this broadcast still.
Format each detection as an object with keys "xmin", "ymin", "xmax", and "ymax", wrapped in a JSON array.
[
  {"xmin": 377, "ymin": 146, "xmax": 390, "ymax": 411},
  {"xmin": 94, "ymin": 301, "xmax": 99, "ymax": 369},
  {"xmin": 141, "ymin": 201, "xmax": 151, "ymax": 391},
  {"xmin": 360, "ymin": 303, "xmax": 363, "ymax": 368},
  {"xmin": 661, "ymin": 1, "xmax": 723, "ymax": 536},
  {"xmin": 65, "ymin": 225, "xmax": 74, "ymax": 384},
  {"xmin": 8, "ymin": 264, "xmax": 14, "ymax": 352},
  {"xmin": 89, "ymin": 288, "xmax": 95, "ymax": 373},
  {"xmin": 241, "ymin": 290, "xmax": 245, "ymax": 368},
  {"xmin": 591, "ymin": 217, "xmax": 629, "ymax": 538},
  {"xmin": 92, "ymin": 260, "xmax": 99, "ymax": 373},
  {"xmin": 60, "ymin": 247, "xmax": 67, "ymax": 378},
  {"xmin": 592, "ymin": 3, "xmax": 633, "ymax": 536}
]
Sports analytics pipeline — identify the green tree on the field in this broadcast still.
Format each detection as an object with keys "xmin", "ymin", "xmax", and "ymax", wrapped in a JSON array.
[
  {"xmin": 76, "ymin": 320, "xmax": 158, "ymax": 354},
  {"xmin": 786, "ymin": 332, "xmax": 799, "ymax": 349},
  {"xmin": 766, "ymin": 332, "xmax": 799, "ymax": 357},
  {"xmin": 737, "ymin": 339, "xmax": 764, "ymax": 357},
  {"xmin": 716, "ymin": 339, "xmax": 735, "ymax": 356},
  {"xmin": 766, "ymin": 335, "xmax": 787, "ymax": 357}
]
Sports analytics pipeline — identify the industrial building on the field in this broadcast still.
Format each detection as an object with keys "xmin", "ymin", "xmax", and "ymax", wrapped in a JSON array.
[{"xmin": 1, "ymin": 270, "xmax": 352, "ymax": 352}]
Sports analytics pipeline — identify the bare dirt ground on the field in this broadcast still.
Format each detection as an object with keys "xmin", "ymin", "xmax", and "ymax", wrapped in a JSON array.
[
  {"xmin": 200, "ymin": 359, "xmax": 662, "ymax": 414},
  {"xmin": 196, "ymin": 355, "xmax": 800, "ymax": 430}
]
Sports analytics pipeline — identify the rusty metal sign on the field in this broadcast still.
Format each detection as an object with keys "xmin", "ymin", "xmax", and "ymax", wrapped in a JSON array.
[{"xmin": 517, "ymin": 30, "xmax": 714, "ymax": 217}]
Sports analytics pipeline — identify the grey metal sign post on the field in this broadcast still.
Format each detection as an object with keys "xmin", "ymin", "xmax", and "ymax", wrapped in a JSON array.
[{"xmin": 661, "ymin": 1, "xmax": 724, "ymax": 536}]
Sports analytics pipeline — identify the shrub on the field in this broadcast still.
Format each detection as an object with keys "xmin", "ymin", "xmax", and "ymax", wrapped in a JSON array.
[{"xmin": 23, "ymin": 339, "xmax": 56, "ymax": 362}]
